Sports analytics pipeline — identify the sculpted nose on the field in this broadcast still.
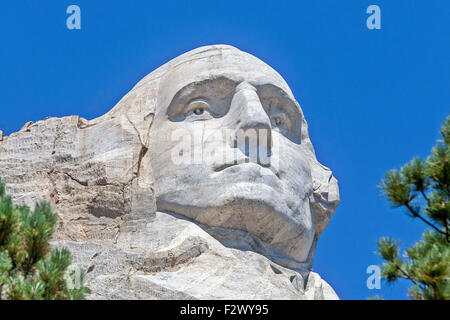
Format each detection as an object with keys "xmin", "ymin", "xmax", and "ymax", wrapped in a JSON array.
[
  {"xmin": 230, "ymin": 82, "xmax": 272, "ymax": 161},
  {"xmin": 232, "ymin": 82, "xmax": 272, "ymax": 147}
]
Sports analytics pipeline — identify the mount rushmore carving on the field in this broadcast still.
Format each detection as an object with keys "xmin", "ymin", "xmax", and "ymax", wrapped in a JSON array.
[{"xmin": 0, "ymin": 45, "xmax": 339, "ymax": 299}]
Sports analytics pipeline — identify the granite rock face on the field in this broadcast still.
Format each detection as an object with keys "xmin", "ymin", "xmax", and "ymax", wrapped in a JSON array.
[
  {"xmin": 0, "ymin": 45, "xmax": 339, "ymax": 299},
  {"xmin": 53, "ymin": 212, "xmax": 338, "ymax": 300}
]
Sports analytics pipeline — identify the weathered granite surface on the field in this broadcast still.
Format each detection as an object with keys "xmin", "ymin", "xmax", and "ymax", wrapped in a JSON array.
[{"xmin": 0, "ymin": 45, "xmax": 339, "ymax": 299}]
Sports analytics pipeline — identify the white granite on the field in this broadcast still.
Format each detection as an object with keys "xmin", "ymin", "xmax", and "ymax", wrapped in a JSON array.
[{"xmin": 0, "ymin": 45, "xmax": 339, "ymax": 299}]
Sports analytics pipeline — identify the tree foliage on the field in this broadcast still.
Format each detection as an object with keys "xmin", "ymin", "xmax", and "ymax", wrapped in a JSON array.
[
  {"xmin": 377, "ymin": 115, "xmax": 450, "ymax": 300},
  {"xmin": 0, "ymin": 181, "xmax": 89, "ymax": 300}
]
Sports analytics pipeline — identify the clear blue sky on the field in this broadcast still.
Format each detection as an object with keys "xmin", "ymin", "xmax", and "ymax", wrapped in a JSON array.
[{"xmin": 0, "ymin": 1, "xmax": 449, "ymax": 299}]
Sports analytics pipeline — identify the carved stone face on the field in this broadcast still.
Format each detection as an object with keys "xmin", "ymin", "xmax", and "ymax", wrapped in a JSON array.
[{"xmin": 149, "ymin": 46, "xmax": 337, "ymax": 265}]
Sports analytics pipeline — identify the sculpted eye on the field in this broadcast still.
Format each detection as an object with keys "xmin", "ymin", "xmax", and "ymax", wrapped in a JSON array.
[
  {"xmin": 271, "ymin": 114, "xmax": 286, "ymax": 127},
  {"xmin": 193, "ymin": 107, "xmax": 204, "ymax": 115},
  {"xmin": 184, "ymin": 99, "xmax": 214, "ymax": 118}
]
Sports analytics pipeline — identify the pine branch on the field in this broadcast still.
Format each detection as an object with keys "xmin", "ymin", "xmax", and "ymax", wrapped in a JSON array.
[
  {"xmin": 420, "ymin": 190, "xmax": 431, "ymax": 206},
  {"xmin": 404, "ymin": 202, "xmax": 448, "ymax": 239},
  {"xmin": 395, "ymin": 265, "xmax": 426, "ymax": 292},
  {"xmin": 0, "ymin": 179, "xmax": 89, "ymax": 300},
  {"xmin": 376, "ymin": 116, "xmax": 450, "ymax": 300}
]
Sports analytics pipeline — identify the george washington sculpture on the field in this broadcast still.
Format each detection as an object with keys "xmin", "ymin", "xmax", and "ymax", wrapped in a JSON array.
[{"xmin": 0, "ymin": 45, "xmax": 339, "ymax": 299}]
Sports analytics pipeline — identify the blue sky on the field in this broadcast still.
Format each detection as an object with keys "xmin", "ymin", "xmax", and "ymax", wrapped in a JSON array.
[{"xmin": 0, "ymin": 1, "xmax": 449, "ymax": 299}]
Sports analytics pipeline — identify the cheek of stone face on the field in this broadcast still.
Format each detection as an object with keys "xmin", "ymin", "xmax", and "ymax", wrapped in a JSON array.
[
  {"xmin": 272, "ymin": 131, "xmax": 312, "ymax": 197},
  {"xmin": 150, "ymin": 120, "xmax": 219, "ymax": 190}
]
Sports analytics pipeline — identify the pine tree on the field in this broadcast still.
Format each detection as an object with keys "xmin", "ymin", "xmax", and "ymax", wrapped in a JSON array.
[
  {"xmin": 0, "ymin": 181, "xmax": 90, "ymax": 300},
  {"xmin": 377, "ymin": 115, "xmax": 450, "ymax": 300}
]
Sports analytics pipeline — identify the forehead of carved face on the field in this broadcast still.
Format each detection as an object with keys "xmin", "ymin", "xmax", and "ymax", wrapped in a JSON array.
[{"xmin": 149, "ymin": 46, "xmax": 315, "ymax": 263}]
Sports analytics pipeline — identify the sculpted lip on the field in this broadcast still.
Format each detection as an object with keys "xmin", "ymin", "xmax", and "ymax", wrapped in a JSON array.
[{"xmin": 213, "ymin": 159, "xmax": 280, "ymax": 179}]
